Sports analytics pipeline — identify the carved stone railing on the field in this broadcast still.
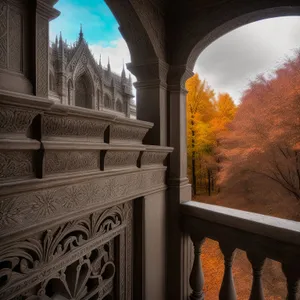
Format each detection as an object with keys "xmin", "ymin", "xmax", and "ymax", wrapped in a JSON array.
[
  {"xmin": 181, "ymin": 201, "xmax": 300, "ymax": 300},
  {"xmin": 0, "ymin": 89, "xmax": 173, "ymax": 300}
]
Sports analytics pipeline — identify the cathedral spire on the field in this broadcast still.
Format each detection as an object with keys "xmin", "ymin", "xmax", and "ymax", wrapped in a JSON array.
[
  {"xmin": 121, "ymin": 59, "xmax": 126, "ymax": 81},
  {"xmin": 55, "ymin": 35, "xmax": 58, "ymax": 47},
  {"xmin": 79, "ymin": 23, "xmax": 83, "ymax": 41},
  {"xmin": 59, "ymin": 31, "xmax": 63, "ymax": 48},
  {"xmin": 99, "ymin": 54, "xmax": 102, "ymax": 66},
  {"xmin": 107, "ymin": 57, "xmax": 111, "ymax": 72}
]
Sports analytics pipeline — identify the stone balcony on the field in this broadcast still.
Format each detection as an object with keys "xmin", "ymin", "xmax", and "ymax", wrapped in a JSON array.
[{"xmin": 181, "ymin": 201, "xmax": 300, "ymax": 299}]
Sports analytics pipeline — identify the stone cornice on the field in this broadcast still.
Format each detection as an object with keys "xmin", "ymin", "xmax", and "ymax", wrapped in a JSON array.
[
  {"xmin": 36, "ymin": 0, "xmax": 60, "ymax": 20},
  {"xmin": 127, "ymin": 59, "xmax": 169, "ymax": 83},
  {"xmin": 168, "ymin": 64, "xmax": 194, "ymax": 92},
  {"xmin": 0, "ymin": 89, "xmax": 53, "ymax": 110}
]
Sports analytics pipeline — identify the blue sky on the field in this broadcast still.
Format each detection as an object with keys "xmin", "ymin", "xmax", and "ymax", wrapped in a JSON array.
[
  {"xmin": 51, "ymin": 0, "xmax": 121, "ymax": 44},
  {"xmin": 50, "ymin": 0, "xmax": 132, "ymax": 82},
  {"xmin": 50, "ymin": 1, "xmax": 300, "ymax": 103}
]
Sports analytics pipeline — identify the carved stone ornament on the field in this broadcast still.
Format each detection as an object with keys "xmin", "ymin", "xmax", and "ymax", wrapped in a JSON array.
[
  {"xmin": 0, "ymin": 105, "xmax": 39, "ymax": 137},
  {"xmin": 44, "ymin": 150, "xmax": 100, "ymax": 175},
  {"xmin": 43, "ymin": 114, "xmax": 109, "ymax": 142},
  {"xmin": 104, "ymin": 150, "xmax": 140, "ymax": 170},
  {"xmin": 0, "ymin": 202, "xmax": 132, "ymax": 300},
  {"xmin": 0, "ymin": 169, "xmax": 165, "ymax": 237},
  {"xmin": 110, "ymin": 124, "xmax": 150, "ymax": 145}
]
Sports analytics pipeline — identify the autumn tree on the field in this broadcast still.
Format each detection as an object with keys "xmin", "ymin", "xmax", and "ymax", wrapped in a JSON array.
[
  {"xmin": 218, "ymin": 52, "xmax": 300, "ymax": 214},
  {"xmin": 186, "ymin": 74, "xmax": 215, "ymax": 195}
]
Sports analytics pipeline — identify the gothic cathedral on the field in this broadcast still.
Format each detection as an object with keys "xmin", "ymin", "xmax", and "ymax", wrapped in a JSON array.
[{"xmin": 48, "ymin": 26, "xmax": 136, "ymax": 118}]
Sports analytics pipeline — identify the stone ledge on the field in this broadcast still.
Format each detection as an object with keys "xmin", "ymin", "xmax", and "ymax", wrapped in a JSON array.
[{"xmin": 181, "ymin": 201, "xmax": 300, "ymax": 247}]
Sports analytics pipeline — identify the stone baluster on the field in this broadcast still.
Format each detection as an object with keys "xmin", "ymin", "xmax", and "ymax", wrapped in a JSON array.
[
  {"xmin": 282, "ymin": 262, "xmax": 300, "ymax": 300},
  {"xmin": 247, "ymin": 252, "xmax": 265, "ymax": 300},
  {"xmin": 219, "ymin": 243, "xmax": 237, "ymax": 300},
  {"xmin": 189, "ymin": 237, "xmax": 205, "ymax": 300}
]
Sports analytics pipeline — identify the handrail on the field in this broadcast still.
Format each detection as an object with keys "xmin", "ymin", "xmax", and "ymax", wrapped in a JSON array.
[{"xmin": 181, "ymin": 201, "xmax": 300, "ymax": 300}]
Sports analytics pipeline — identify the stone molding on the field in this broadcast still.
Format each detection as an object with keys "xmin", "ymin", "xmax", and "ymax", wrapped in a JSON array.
[{"xmin": 141, "ymin": 145, "xmax": 173, "ymax": 168}]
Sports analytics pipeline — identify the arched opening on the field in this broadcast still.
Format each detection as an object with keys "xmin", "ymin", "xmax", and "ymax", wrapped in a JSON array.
[
  {"xmin": 67, "ymin": 79, "xmax": 73, "ymax": 105},
  {"xmin": 75, "ymin": 73, "xmax": 93, "ymax": 109},
  {"xmin": 104, "ymin": 94, "xmax": 111, "ymax": 109},
  {"xmin": 184, "ymin": 15, "xmax": 300, "ymax": 299},
  {"xmin": 116, "ymin": 99, "xmax": 122, "ymax": 112}
]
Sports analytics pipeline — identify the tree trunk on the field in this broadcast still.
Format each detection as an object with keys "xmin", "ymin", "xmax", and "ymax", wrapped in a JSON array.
[
  {"xmin": 208, "ymin": 168, "xmax": 211, "ymax": 196},
  {"xmin": 191, "ymin": 117, "xmax": 197, "ymax": 195}
]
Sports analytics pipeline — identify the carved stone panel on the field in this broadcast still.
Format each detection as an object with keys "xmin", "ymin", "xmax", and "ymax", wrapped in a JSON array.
[
  {"xmin": 0, "ymin": 105, "xmax": 39, "ymax": 138},
  {"xmin": 0, "ymin": 202, "xmax": 133, "ymax": 300},
  {"xmin": 0, "ymin": 150, "xmax": 34, "ymax": 181},
  {"xmin": 0, "ymin": 2, "xmax": 8, "ymax": 69},
  {"xmin": 44, "ymin": 150, "xmax": 100, "ymax": 175},
  {"xmin": 104, "ymin": 150, "xmax": 140, "ymax": 170},
  {"xmin": 43, "ymin": 114, "xmax": 109, "ymax": 142},
  {"xmin": 0, "ymin": 169, "xmax": 165, "ymax": 238},
  {"xmin": 35, "ymin": 15, "xmax": 49, "ymax": 97},
  {"xmin": 110, "ymin": 124, "xmax": 149, "ymax": 145},
  {"xmin": 8, "ymin": 7, "xmax": 22, "ymax": 72}
]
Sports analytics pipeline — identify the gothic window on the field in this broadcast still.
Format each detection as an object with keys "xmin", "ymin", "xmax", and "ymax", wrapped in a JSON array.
[
  {"xmin": 68, "ymin": 79, "xmax": 73, "ymax": 105},
  {"xmin": 104, "ymin": 94, "xmax": 111, "ymax": 108},
  {"xmin": 75, "ymin": 74, "xmax": 92, "ymax": 109},
  {"xmin": 116, "ymin": 99, "xmax": 122, "ymax": 112}
]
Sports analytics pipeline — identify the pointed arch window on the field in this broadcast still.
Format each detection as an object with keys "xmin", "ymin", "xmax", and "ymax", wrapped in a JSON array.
[
  {"xmin": 75, "ymin": 73, "xmax": 93, "ymax": 109},
  {"xmin": 116, "ymin": 99, "xmax": 123, "ymax": 112},
  {"xmin": 104, "ymin": 94, "xmax": 111, "ymax": 108}
]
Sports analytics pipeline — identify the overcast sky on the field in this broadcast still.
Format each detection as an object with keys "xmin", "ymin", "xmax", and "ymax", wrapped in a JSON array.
[
  {"xmin": 50, "ymin": 1, "xmax": 300, "ymax": 103},
  {"xmin": 195, "ymin": 16, "xmax": 300, "ymax": 103}
]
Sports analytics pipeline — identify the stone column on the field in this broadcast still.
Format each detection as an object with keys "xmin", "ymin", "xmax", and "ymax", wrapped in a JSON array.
[
  {"xmin": 32, "ymin": 0, "xmax": 60, "ymax": 98},
  {"xmin": 166, "ymin": 65, "xmax": 194, "ymax": 300},
  {"xmin": 0, "ymin": 0, "xmax": 59, "ymax": 96},
  {"xmin": 127, "ymin": 59, "xmax": 168, "ymax": 145},
  {"xmin": 0, "ymin": 0, "xmax": 31, "ymax": 94}
]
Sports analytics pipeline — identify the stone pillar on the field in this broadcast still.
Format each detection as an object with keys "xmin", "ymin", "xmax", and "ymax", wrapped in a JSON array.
[
  {"xmin": 166, "ymin": 65, "xmax": 194, "ymax": 300},
  {"xmin": 0, "ymin": 0, "xmax": 34, "ymax": 94},
  {"xmin": 0, "ymin": 0, "xmax": 59, "ymax": 97},
  {"xmin": 127, "ymin": 59, "xmax": 168, "ymax": 145},
  {"xmin": 33, "ymin": 0, "xmax": 60, "ymax": 98}
]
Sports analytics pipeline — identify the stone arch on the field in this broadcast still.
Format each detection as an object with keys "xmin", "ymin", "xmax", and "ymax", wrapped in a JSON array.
[
  {"xmin": 168, "ymin": 5, "xmax": 300, "ymax": 71},
  {"xmin": 74, "ymin": 73, "xmax": 93, "ymax": 109},
  {"xmin": 104, "ymin": 0, "xmax": 160, "ymax": 64},
  {"xmin": 67, "ymin": 79, "xmax": 73, "ymax": 105},
  {"xmin": 116, "ymin": 99, "xmax": 123, "ymax": 112},
  {"xmin": 104, "ymin": 93, "xmax": 111, "ymax": 109}
]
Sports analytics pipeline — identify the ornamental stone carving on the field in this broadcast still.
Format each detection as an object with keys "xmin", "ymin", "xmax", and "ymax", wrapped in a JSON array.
[
  {"xmin": 0, "ymin": 150, "xmax": 33, "ymax": 180},
  {"xmin": 0, "ymin": 106, "xmax": 39, "ymax": 137},
  {"xmin": 0, "ymin": 2, "xmax": 8, "ymax": 69},
  {"xmin": 43, "ymin": 114, "xmax": 109, "ymax": 142},
  {"xmin": 104, "ymin": 150, "xmax": 140, "ymax": 170},
  {"xmin": 0, "ymin": 169, "xmax": 165, "ymax": 237},
  {"xmin": 0, "ymin": 202, "xmax": 132, "ymax": 300},
  {"xmin": 44, "ymin": 150, "xmax": 100, "ymax": 175},
  {"xmin": 110, "ymin": 124, "xmax": 150, "ymax": 145}
]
